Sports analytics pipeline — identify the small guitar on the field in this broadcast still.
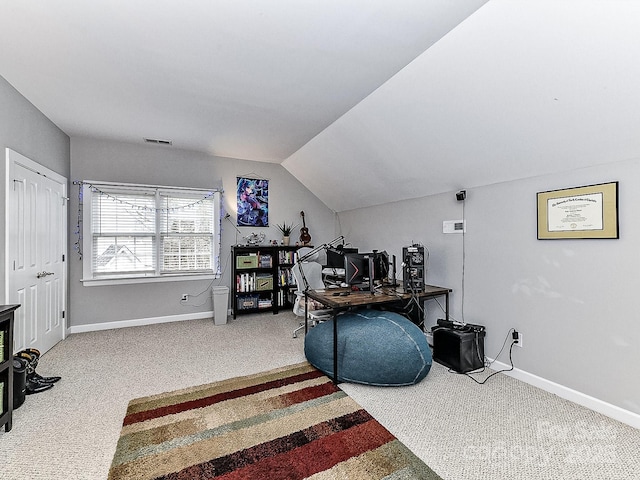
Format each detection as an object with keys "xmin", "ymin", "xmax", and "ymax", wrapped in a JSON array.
[{"xmin": 299, "ymin": 211, "xmax": 312, "ymax": 245}]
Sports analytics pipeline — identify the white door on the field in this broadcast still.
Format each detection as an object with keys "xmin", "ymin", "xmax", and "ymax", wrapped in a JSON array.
[{"xmin": 6, "ymin": 149, "xmax": 67, "ymax": 354}]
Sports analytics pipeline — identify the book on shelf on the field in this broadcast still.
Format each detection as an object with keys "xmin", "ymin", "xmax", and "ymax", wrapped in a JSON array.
[
  {"xmin": 236, "ymin": 273, "xmax": 255, "ymax": 292},
  {"xmin": 278, "ymin": 250, "xmax": 296, "ymax": 265},
  {"xmin": 258, "ymin": 299, "xmax": 272, "ymax": 309},
  {"xmin": 237, "ymin": 272, "xmax": 275, "ymax": 292},
  {"xmin": 278, "ymin": 290, "xmax": 294, "ymax": 307},
  {"xmin": 259, "ymin": 254, "xmax": 272, "ymax": 268},
  {"xmin": 278, "ymin": 267, "xmax": 298, "ymax": 287}
]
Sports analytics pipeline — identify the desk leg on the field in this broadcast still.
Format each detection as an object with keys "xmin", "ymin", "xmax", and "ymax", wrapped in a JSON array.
[
  {"xmin": 445, "ymin": 292, "xmax": 450, "ymax": 321},
  {"xmin": 333, "ymin": 312, "xmax": 339, "ymax": 384}
]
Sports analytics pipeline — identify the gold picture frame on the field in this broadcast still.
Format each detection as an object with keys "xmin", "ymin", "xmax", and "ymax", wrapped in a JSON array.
[{"xmin": 537, "ymin": 182, "xmax": 619, "ymax": 239}]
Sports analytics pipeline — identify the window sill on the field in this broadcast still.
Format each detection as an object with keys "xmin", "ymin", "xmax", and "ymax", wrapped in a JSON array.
[{"xmin": 81, "ymin": 273, "xmax": 219, "ymax": 287}]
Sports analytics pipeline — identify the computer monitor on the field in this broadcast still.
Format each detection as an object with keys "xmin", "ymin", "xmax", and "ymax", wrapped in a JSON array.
[
  {"xmin": 344, "ymin": 252, "xmax": 374, "ymax": 289},
  {"xmin": 372, "ymin": 250, "xmax": 389, "ymax": 281},
  {"xmin": 326, "ymin": 247, "xmax": 358, "ymax": 268}
]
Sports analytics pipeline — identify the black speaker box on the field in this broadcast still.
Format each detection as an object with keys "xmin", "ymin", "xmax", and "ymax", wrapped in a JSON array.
[{"xmin": 432, "ymin": 327, "xmax": 485, "ymax": 373}]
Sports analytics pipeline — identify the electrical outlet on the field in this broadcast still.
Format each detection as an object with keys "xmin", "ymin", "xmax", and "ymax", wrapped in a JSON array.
[
  {"xmin": 181, "ymin": 294, "xmax": 188, "ymax": 301},
  {"xmin": 514, "ymin": 330, "xmax": 523, "ymax": 348}
]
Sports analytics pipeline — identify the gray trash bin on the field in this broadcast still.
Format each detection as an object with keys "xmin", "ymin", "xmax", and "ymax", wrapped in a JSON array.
[{"xmin": 212, "ymin": 286, "xmax": 229, "ymax": 325}]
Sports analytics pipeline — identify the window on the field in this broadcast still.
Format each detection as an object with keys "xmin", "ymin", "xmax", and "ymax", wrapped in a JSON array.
[{"xmin": 82, "ymin": 181, "xmax": 221, "ymax": 284}]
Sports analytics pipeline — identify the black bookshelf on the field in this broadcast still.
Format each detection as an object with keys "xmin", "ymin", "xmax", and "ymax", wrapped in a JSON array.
[
  {"xmin": 0, "ymin": 305, "xmax": 19, "ymax": 432},
  {"xmin": 231, "ymin": 245, "xmax": 302, "ymax": 319}
]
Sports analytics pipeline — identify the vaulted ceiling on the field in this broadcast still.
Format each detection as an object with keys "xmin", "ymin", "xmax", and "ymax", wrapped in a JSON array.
[{"xmin": 2, "ymin": 1, "xmax": 640, "ymax": 212}]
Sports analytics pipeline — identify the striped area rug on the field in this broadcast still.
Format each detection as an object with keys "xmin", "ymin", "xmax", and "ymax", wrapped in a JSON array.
[{"xmin": 108, "ymin": 362, "xmax": 441, "ymax": 480}]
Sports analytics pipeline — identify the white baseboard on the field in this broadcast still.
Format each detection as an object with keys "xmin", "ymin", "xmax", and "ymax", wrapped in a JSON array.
[
  {"xmin": 490, "ymin": 359, "xmax": 640, "ymax": 429},
  {"xmin": 67, "ymin": 310, "xmax": 218, "ymax": 335}
]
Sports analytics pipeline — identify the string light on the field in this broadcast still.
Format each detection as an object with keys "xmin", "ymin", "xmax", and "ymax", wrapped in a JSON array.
[
  {"xmin": 72, "ymin": 181, "xmax": 222, "ymax": 260},
  {"xmin": 74, "ymin": 182, "xmax": 84, "ymax": 259},
  {"xmin": 85, "ymin": 183, "xmax": 216, "ymax": 212}
]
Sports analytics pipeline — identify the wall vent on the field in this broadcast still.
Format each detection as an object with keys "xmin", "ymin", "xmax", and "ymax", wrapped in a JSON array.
[{"xmin": 144, "ymin": 137, "xmax": 173, "ymax": 146}]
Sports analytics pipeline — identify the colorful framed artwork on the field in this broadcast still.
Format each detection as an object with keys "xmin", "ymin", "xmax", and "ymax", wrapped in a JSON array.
[{"xmin": 237, "ymin": 177, "xmax": 268, "ymax": 227}]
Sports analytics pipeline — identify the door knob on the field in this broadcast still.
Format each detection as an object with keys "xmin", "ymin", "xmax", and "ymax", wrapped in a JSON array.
[{"xmin": 36, "ymin": 271, "xmax": 54, "ymax": 278}]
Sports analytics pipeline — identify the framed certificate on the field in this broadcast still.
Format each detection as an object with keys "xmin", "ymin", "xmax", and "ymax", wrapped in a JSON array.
[{"xmin": 537, "ymin": 182, "xmax": 619, "ymax": 239}]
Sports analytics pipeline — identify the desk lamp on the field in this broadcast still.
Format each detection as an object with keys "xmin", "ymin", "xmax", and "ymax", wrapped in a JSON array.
[{"xmin": 296, "ymin": 236, "xmax": 345, "ymax": 292}]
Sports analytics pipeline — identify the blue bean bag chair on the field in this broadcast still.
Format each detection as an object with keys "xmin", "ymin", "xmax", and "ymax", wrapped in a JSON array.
[{"xmin": 304, "ymin": 309, "xmax": 432, "ymax": 386}]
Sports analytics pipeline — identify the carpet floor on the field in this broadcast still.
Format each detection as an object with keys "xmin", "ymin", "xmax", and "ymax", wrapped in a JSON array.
[{"xmin": 108, "ymin": 362, "xmax": 441, "ymax": 480}]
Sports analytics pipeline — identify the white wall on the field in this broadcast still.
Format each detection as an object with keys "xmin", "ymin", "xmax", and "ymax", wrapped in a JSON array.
[
  {"xmin": 69, "ymin": 137, "xmax": 336, "ymax": 327},
  {"xmin": 338, "ymin": 156, "xmax": 640, "ymax": 418}
]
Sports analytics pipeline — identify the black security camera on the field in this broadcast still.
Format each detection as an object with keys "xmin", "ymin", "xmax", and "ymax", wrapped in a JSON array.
[{"xmin": 456, "ymin": 190, "xmax": 466, "ymax": 201}]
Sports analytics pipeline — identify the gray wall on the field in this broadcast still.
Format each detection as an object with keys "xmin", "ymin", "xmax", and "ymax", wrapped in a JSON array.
[
  {"xmin": 5, "ymin": 71, "xmax": 637, "ymax": 419},
  {"xmin": 0, "ymin": 76, "xmax": 70, "ymax": 301},
  {"xmin": 69, "ymin": 137, "xmax": 336, "ymax": 326},
  {"xmin": 338, "ymin": 156, "xmax": 640, "ymax": 416}
]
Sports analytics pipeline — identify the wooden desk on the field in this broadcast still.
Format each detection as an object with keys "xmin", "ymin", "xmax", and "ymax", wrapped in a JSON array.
[{"xmin": 305, "ymin": 285, "xmax": 452, "ymax": 383}]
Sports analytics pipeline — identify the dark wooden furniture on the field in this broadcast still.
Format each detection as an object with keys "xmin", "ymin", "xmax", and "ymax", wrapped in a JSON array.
[
  {"xmin": 307, "ymin": 285, "xmax": 451, "ymax": 313},
  {"xmin": 305, "ymin": 285, "xmax": 452, "ymax": 383},
  {"xmin": 231, "ymin": 245, "xmax": 304, "ymax": 319},
  {"xmin": 0, "ymin": 305, "xmax": 19, "ymax": 432}
]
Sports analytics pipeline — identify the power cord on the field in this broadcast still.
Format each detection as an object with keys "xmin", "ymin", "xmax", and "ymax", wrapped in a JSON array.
[
  {"xmin": 460, "ymin": 198, "xmax": 466, "ymax": 324},
  {"xmin": 400, "ymin": 276, "xmax": 426, "ymax": 330},
  {"xmin": 430, "ymin": 297, "xmax": 461, "ymax": 323},
  {"xmin": 179, "ymin": 249, "xmax": 232, "ymax": 307},
  {"xmin": 485, "ymin": 327, "xmax": 516, "ymax": 368},
  {"xmin": 458, "ymin": 328, "xmax": 517, "ymax": 385}
]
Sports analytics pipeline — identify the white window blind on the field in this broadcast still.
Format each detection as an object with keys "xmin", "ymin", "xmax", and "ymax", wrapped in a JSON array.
[
  {"xmin": 160, "ymin": 194, "xmax": 213, "ymax": 273},
  {"xmin": 92, "ymin": 191, "xmax": 156, "ymax": 275},
  {"xmin": 82, "ymin": 182, "xmax": 221, "ymax": 283}
]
